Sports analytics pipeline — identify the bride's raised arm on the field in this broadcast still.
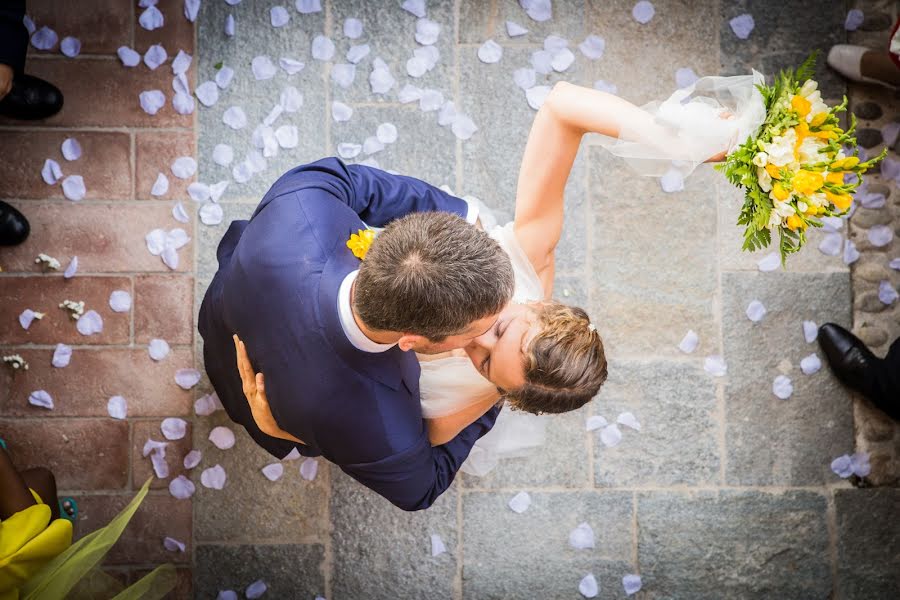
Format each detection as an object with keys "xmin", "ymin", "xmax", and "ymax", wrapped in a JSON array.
[{"xmin": 513, "ymin": 82, "xmax": 726, "ymax": 285}]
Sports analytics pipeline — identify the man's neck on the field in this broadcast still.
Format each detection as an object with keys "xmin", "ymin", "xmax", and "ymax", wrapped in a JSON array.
[{"xmin": 350, "ymin": 279, "xmax": 402, "ymax": 345}]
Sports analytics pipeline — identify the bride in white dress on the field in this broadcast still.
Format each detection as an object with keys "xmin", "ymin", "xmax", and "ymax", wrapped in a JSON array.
[{"xmin": 234, "ymin": 81, "xmax": 730, "ymax": 476}]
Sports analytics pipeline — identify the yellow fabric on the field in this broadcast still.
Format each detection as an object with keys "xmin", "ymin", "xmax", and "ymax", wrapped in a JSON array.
[{"xmin": 0, "ymin": 489, "xmax": 73, "ymax": 600}]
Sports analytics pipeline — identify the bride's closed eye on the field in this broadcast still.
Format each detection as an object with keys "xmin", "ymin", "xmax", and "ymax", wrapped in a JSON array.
[{"xmin": 480, "ymin": 319, "xmax": 508, "ymax": 375}]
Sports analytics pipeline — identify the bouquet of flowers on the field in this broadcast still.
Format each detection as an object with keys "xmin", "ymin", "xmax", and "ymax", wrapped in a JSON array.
[{"xmin": 716, "ymin": 53, "xmax": 887, "ymax": 264}]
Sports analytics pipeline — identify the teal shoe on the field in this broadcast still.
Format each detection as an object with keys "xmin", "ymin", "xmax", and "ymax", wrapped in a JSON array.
[{"xmin": 59, "ymin": 497, "xmax": 78, "ymax": 523}]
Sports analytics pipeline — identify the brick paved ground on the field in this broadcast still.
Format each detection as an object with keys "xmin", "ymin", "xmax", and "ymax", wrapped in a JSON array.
[{"xmin": 1, "ymin": 1, "xmax": 898, "ymax": 599}]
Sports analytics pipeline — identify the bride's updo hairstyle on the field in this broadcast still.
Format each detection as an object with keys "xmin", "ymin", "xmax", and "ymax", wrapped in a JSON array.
[{"xmin": 506, "ymin": 302, "xmax": 608, "ymax": 415}]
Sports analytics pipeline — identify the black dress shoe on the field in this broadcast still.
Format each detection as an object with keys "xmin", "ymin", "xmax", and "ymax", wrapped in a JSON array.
[
  {"xmin": 818, "ymin": 323, "xmax": 883, "ymax": 401},
  {"xmin": 0, "ymin": 73, "xmax": 64, "ymax": 120},
  {"xmin": 0, "ymin": 200, "xmax": 30, "ymax": 245}
]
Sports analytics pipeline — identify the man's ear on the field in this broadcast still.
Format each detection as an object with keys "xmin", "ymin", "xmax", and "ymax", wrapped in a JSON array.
[{"xmin": 397, "ymin": 335, "xmax": 422, "ymax": 352}]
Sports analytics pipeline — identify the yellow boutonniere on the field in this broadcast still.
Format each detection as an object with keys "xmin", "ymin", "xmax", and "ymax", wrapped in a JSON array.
[{"xmin": 347, "ymin": 228, "xmax": 375, "ymax": 260}]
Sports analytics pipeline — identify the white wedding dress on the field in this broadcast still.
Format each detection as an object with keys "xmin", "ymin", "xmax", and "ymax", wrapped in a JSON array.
[{"xmin": 417, "ymin": 211, "xmax": 549, "ymax": 477}]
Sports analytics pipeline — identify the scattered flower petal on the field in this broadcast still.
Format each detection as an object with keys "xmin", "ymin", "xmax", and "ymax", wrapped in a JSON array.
[
  {"xmin": 262, "ymin": 463, "xmax": 284, "ymax": 481},
  {"xmin": 525, "ymin": 85, "xmax": 551, "ymax": 110},
  {"xmin": 878, "ymin": 280, "xmax": 898, "ymax": 305},
  {"xmin": 140, "ymin": 90, "xmax": 166, "ymax": 115},
  {"xmin": 729, "ymin": 13, "xmax": 755, "ymax": 39},
  {"xmin": 161, "ymin": 417, "xmax": 187, "ymax": 440},
  {"xmin": 41, "ymin": 158, "xmax": 63, "ymax": 185},
  {"xmin": 52, "ymin": 344, "xmax": 72, "ymax": 368},
  {"xmin": 506, "ymin": 21, "xmax": 528, "ymax": 37},
  {"xmin": 200, "ymin": 202, "xmax": 224, "ymax": 226},
  {"xmin": 803, "ymin": 320, "xmax": 818, "ymax": 343},
  {"xmin": 76, "ymin": 310, "xmax": 103, "ymax": 336},
  {"xmin": 245, "ymin": 581, "xmax": 267, "ymax": 600},
  {"xmin": 311, "ymin": 35, "xmax": 335, "ymax": 61},
  {"xmin": 332, "ymin": 101, "xmax": 353, "ymax": 122},
  {"xmin": 568, "ymin": 522, "xmax": 595, "ymax": 550},
  {"xmin": 300, "ymin": 457, "xmax": 318, "ymax": 480},
  {"xmin": 280, "ymin": 57, "xmax": 305, "ymax": 74},
  {"xmin": 209, "ymin": 426, "xmax": 236, "ymax": 449},
  {"xmin": 270, "ymin": 5, "xmax": 290, "ymax": 27},
  {"xmin": 118, "ymin": 46, "xmax": 141, "ymax": 67},
  {"xmin": 402, "ymin": 0, "xmax": 426, "ymax": 18},
  {"xmin": 62, "ymin": 175, "xmax": 86, "ymax": 201},
  {"xmin": 623, "ymin": 574, "xmax": 642, "ymax": 596},
  {"xmin": 222, "ymin": 106, "xmax": 248, "ymax": 130},
  {"xmin": 800, "ymin": 353, "xmax": 821, "ymax": 375},
  {"xmin": 478, "ymin": 39, "xmax": 503, "ymax": 64},
  {"xmin": 163, "ymin": 537, "xmax": 185, "ymax": 552},
  {"xmin": 184, "ymin": 449, "xmax": 202, "ymax": 469},
  {"xmin": 107, "ymin": 395, "xmax": 127, "ymax": 419},
  {"xmin": 844, "ymin": 9, "xmax": 864, "ymax": 31},
  {"xmin": 632, "ymin": 1, "xmax": 655, "ymax": 24},
  {"xmin": 149, "ymin": 338, "xmax": 171, "ymax": 361},
  {"xmin": 521, "ymin": 0, "xmax": 552, "ymax": 22},
  {"xmin": 296, "ymin": 0, "xmax": 322, "ymax": 14},
  {"xmin": 194, "ymin": 393, "xmax": 223, "ymax": 416},
  {"xmin": 344, "ymin": 17, "xmax": 363, "ymax": 39},
  {"xmin": 171, "ymin": 156, "xmax": 197, "ymax": 179},
  {"xmin": 143, "ymin": 44, "xmax": 167, "ymax": 70},
  {"xmin": 169, "ymin": 474, "xmax": 196, "ymax": 499},
  {"xmin": 600, "ymin": 424, "xmax": 623, "ymax": 447},
  {"xmin": 745, "ymin": 300, "xmax": 766, "ymax": 322},
  {"xmin": 868, "ymin": 225, "xmax": 893, "ymax": 247},
  {"xmin": 772, "ymin": 375, "xmax": 793, "ymax": 400},
  {"xmin": 585, "ymin": 415, "xmax": 608, "ymax": 431},
  {"xmin": 175, "ymin": 368, "xmax": 201, "ymax": 390},
  {"xmin": 430, "ymin": 533, "xmax": 446, "ymax": 556},
  {"xmin": 29, "ymin": 390, "xmax": 54, "ymax": 409},
  {"xmin": 757, "ymin": 252, "xmax": 780, "ymax": 272},
  {"xmin": 31, "ymin": 26, "xmax": 58, "ymax": 50},
  {"xmin": 61, "ymin": 138, "xmax": 82, "ymax": 161},
  {"xmin": 508, "ymin": 491, "xmax": 531, "ymax": 513},
  {"xmin": 578, "ymin": 573, "xmax": 598, "ymax": 598},
  {"xmin": 704, "ymin": 355, "xmax": 727, "ymax": 377},
  {"xmin": 617, "ymin": 412, "xmax": 641, "ymax": 431},
  {"xmin": 200, "ymin": 464, "xmax": 227, "ymax": 489},
  {"xmin": 109, "ymin": 290, "xmax": 132, "ymax": 312},
  {"xmin": 252, "ymin": 55, "xmax": 277, "ymax": 80}
]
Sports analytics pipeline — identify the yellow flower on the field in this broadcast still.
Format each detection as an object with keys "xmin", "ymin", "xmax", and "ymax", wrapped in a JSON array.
[
  {"xmin": 772, "ymin": 183, "xmax": 791, "ymax": 201},
  {"xmin": 792, "ymin": 170, "xmax": 825, "ymax": 196},
  {"xmin": 347, "ymin": 228, "xmax": 375, "ymax": 259},
  {"xmin": 765, "ymin": 164, "xmax": 782, "ymax": 179},
  {"xmin": 825, "ymin": 171, "xmax": 844, "ymax": 184},
  {"xmin": 841, "ymin": 156, "xmax": 860, "ymax": 169},
  {"xmin": 825, "ymin": 189, "xmax": 852, "ymax": 211},
  {"xmin": 786, "ymin": 215, "xmax": 806, "ymax": 231},
  {"xmin": 791, "ymin": 94, "xmax": 811, "ymax": 117},
  {"xmin": 810, "ymin": 112, "xmax": 828, "ymax": 127}
]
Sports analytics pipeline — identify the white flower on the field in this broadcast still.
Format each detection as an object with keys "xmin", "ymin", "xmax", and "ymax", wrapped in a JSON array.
[
  {"xmin": 757, "ymin": 166, "xmax": 773, "ymax": 192},
  {"xmin": 808, "ymin": 192, "xmax": 826, "ymax": 208},
  {"xmin": 764, "ymin": 129, "xmax": 797, "ymax": 167},
  {"xmin": 799, "ymin": 79, "xmax": 818, "ymax": 98},
  {"xmin": 773, "ymin": 200, "xmax": 796, "ymax": 218},
  {"xmin": 767, "ymin": 210, "xmax": 782, "ymax": 230},
  {"xmin": 752, "ymin": 152, "xmax": 769, "ymax": 167},
  {"xmin": 797, "ymin": 200, "xmax": 808, "ymax": 213},
  {"xmin": 797, "ymin": 135, "xmax": 825, "ymax": 163}
]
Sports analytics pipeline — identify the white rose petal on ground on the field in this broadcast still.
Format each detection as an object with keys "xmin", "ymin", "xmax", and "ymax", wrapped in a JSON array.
[
  {"xmin": 63, "ymin": 256, "xmax": 78, "ymax": 279},
  {"xmin": 146, "ymin": 229, "xmax": 165, "ymax": 256},
  {"xmin": 199, "ymin": 202, "xmax": 224, "ymax": 226},
  {"xmin": 118, "ymin": 46, "xmax": 141, "ymax": 67},
  {"xmin": 593, "ymin": 79, "xmax": 618, "ymax": 94},
  {"xmin": 531, "ymin": 49, "xmax": 552, "ymax": 74},
  {"xmin": 406, "ymin": 56, "xmax": 427, "ymax": 78},
  {"xmin": 415, "ymin": 18, "xmax": 441, "ymax": 45},
  {"xmin": 800, "ymin": 353, "xmax": 822, "ymax": 375},
  {"xmin": 843, "ymin": 239, "xmax": 859, "ymax": 265},
  {"xmin": 678, "ymin": 329, "xmax": 699, "ymax": 353},
  {"xmin": 275, "ymin": 125, "xmax": 299, "ymax": 149},
  {"xmin": 150, "ymin": 451, "xmax": 169, "ymax": 479},
  {"xmin": 676, "ymin": 67, "xmax": 699, "ymax": 89},
  {"xmin": 163, "ymin": 537, "xmax": 186, "ymax": 553},
  {"xmin": 745, "ymin": 300, "xmax": 766, "ymax": 322},
  {"xmin": 344, "ymin": 17, "xmax": 363, "ymax": 39},
  {"xmin": 224, "ymin": 13, "xmax": 235, "ymax": 36},
  {"xmin": 878, "ymin": 280, "xmax": 898, "ymax": 305},
  {"xmin": 183, "ymin": 449, "xmax": 202, "ymax": 469},
  {"xmin": 280, "ymin": 86, "xmax": 303, "ymax": 112},
  {"xmin": 19, "ymin": 309, "xmax": 37, "ymax": 330},
  {"xmin": 212, "ymin": 144, "xmax": 234, "ymax": 167},
  {"xmin": 616, "ymin": 412, "xmax": 641, "ymax": 431},
  {"xmin": 296, "ymin": 0, "xmax": 323, "ymax": 13},
  {"xmin": 632, "ymin": 1, "xmax": 655, "ymax": 24},
  {"xmin": 477, "ymin": 39, "xmax": 503, "ymax": 64},
  {"xmin": 149, "ymin": 338, "xmax": 171, "ymax": 361},
  {"xmin": 585, "ymin": 415, "xmax": 608, "ymax": 431},
  {"xmin": 882, "ymin": 122, "xmax": 900, "ymax": 147},
  {"xmin": 31, "ymin": 26, "xmax": 58, "ymax": 50},
  {"xmin": 550, "ymin": 48, "xmax": 575, "ymax": 72},
  {"xmin": 508, "ymin": 491, "xmax": 531, "ymax": 513},
  {"xmin": 76, "ymin": 310, "xmax": 104, "ymax": 336},
  {"xmin": 346, "ymin": 43, "xmax": 370, "ymax": 64},
  {"xmin": 568, "ymin": 522, "xmax": 595, "ymax": 550},
  {"xmin": 174, "ymin": 368, "xmax": 201, "ymax": 390},
  {"xmin": 402, "ymin": 0, "xmax": 426, "ymax": 18},
  {"xmin": 311, "ymin": 35, "xmax": 335, "ymax": 61},
  {"xmin": 757, "ymin": 252, "xmax": 780, "ymax": 272},
  {"xmin": 514, "ymin": 67, "xmax": 536, "ymax": 90},
  {"xmin": 419, "ymin": 89, "xmax": 444, "ymax": 111},
  {"xmin": 169, "ymin": 475, "xmax": 196, "ymax": 499},
  {"xmin": 172, "ymin": 50, "xmax": 192, "ymax": 76},
  {"xmin": 300, "ymin": 457, "xmax": 318, "ymax": 480},
  {"xmin": 772, "ymin": 375, "xmax": 793, "ymax": 400},
  {"xmin": 161, "ymin": 417, "xmax": 187, "ymax": 440},
  {"xmin": 109, "ymin": 290, "xmax": 132, "ymax": 312},
  {"xmin": 363, "ymin": 136, "xmax": 385, "ymax": 155},
  {"xmin": 245, "ymin": 581, "xmax": 267, "ymax": 600},
  {"xmin": 337, "ymin": 143, "xmax": 362, "ymax": 159},
  {"xmin": 138, "ymin": 4, "xmax": 164, "ymax": 30},
  {"xmin": 61, "ymin": 137, "xmax": 82, "ymax": 161},
  {"xmin": 803, "ymin": 320, "xmax": 818, "ymax": 343},
  {"xmin": 252, "ymin": 55, "xmax": 277, "ymax": 80},
  {"xmin": 831, "ymin": 454, "xmax": 853, "ymax": 478},
  {"xmin": 331, "ymin": 63, "xmax": 356, "ymax": 88},
  {"xmin": 209, "ymin": 426, "xmax": 236, "ymax": 449},
  {"xmin": 451, "ymin": 114, "xmax": 478, "ymax": 140},
  {"xmin": 818, "ymin": 232, "xmax": 842, "ymax": 256},
  {"xmin": 195, "ymin": 393, "xmax": 223, "ymax": 416},
  {"xmin": 376, "ymin": 123, "xmax": 398, "ymax": 145},
  {"xmin": 521, "ymin": 0, "xmax": 552, "ymax": 22},
  {"xmin": 506, "ymin": 21, "xmax": 528, "ymax": 37},
  {"xmin": 525, "ymin": 85, "xmax": 551, "ymax": 110},
  {"xmin": 868, "ymin": 225, "xmax": 893, "ymax": 247},
  {"xmin": 200, "ymin": 465, "xmax": 227, "ymax": 489},
  {"xmin": 270, "ymin": 6, "xmax": 290, "ymax": 27},
  {"xmin": 222, "ymin": 106, "xmax": 247, "ymax": 130},
  {"xmin": 430, "ymin": 533, "xmax": 447, "ymax": 557},
  {"xmin": 578, "ymin": 35, "xmax": 605, "ymax": 59},
  {"xmin": 28, "ymin": 390, "xmax": 54, "ymax": 410},
  {"xmin": 42, "ymin": 158, "xmax": 63, "ymax": 185},
  {"xmin": 195, "ymin": 81, "xmax": 219, "ymax": 107},
  {"xmin": 173, "ymin": 202, "xmax": 190, "ymax": 223},
  {"xmin": 600, "ymin": 424, "xmax": 623, "ymax": 447},
  {"xmin": 215, "ymin": 65, "xmax": 235, "ymax": 89},
  {"xmin": 62, "ymin": 175, "xmax": 86, "ymax": 201},
  {"xmin": 171, "ymin": 156, "xmax": 197, "ymax": 179},
  {"xmin": 704, "ymin": 355, "xmax": 727, "ymax": 377},
  {"xmin": 143, "ymin": 44, "xmax": 167, "ymax": 70},
  {"xmin": 151, "ymin": 172, "xmax": 169, "ymax": 196},
  {"xmin": 660, "ymin": 168, "xmax": 684, "ymax": 193},
  {"xmin": 398, "ymin": 83, "xmax": 423, "ymax": 103},
  {"xmin": 850, "ymin": 452, "xmax": 871, "ymax": 477},
  {"xmin": 262, "ymin": 463, "xmax": 284, "ymax": 481},
  {"xmin": 52, "ymin": 343, "xmax": 72, "ymax": 368},
  {"xmin": 332, "ymin": 101, "xmax": 353, "ymax": 122},
  {"xmin": 578, "ymin": 573, "xmax": 598, "ymax": 598},
  {"xmin": 623, "ymin": 574, "xmax": 642, "ymax": 596},
  {"xmin": 729, "ymin": 13, "xmax": 755, "ymax": 39},
  {"xmin": 107, "ymin": 395, "xmax": 127, "ymax": 420},
  {"xmin": 844, "ymin": 9, "xmax": 864, "ymax": 31},
  {"xmin": 184, "ymin": 0, "xmax": 200, "ymax": 21},
  {"xmin": 142, "ymin": 439, "xmax": 168, "ymax": 459},
  {"xmin": 167, "ymin": 228, "xmax": 190, "ymax": 250},
  {"xmin": 890, "ymin": 258, "xmax": 900, "ymax": 270}
]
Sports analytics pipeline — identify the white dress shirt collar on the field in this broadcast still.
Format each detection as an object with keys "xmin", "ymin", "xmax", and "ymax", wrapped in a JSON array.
[{"xmin": 338, "ymin": 270, "xmax": 396, "ymax": 353}]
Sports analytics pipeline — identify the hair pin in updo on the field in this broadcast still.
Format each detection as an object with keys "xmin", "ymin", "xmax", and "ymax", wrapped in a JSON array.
[{"xmin": 587, "ymin": 323, "xmax": 597, "ymax": 333}]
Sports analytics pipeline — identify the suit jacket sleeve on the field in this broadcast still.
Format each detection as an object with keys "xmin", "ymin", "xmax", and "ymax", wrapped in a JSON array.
[
  {"xmin": 339, "ymin": 404, "xmax": 501, "ymax": 511},
  {"xmin": 0, "ymin": 1, "xmax": 28, "ymax": 75}
]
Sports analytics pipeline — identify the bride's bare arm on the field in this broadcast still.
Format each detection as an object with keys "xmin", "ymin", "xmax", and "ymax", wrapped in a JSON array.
[
  {"xmin": 426, "ymin": 395, "xmax": 500, "ymax": 446},
  {"xmin": 513, "ymin": 82, "xmax": 726, "ymax": 286}
]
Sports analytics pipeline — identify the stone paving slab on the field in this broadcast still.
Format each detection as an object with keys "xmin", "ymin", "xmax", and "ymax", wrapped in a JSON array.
[
  {"xmin": 835, "ymin": 488, "xmax": 900, "ymax": 599},
  {"xmin": 637, "ymin": 490, "xmax": 831, "ymax": 600},
  {"xmin": 194, "ymin": 543, "xmax": 326, "ymax": 598}
]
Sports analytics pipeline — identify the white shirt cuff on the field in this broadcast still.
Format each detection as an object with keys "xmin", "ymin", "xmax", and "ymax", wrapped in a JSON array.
[{"xmin": 462, "ymin": 198, "xmax": 480, "ymax": 225}]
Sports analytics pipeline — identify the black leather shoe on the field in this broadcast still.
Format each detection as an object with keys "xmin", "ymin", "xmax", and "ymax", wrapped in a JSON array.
[
  {"xmin": 818, "ymin": 323, "xmax": 882, "ymax": 400},
  {"xmin": 0, "ymin": 201, "xmax": 29, "ymax": 245},
  {"xmin": 0, "ymin": 73, "xmax": 64, "ymax": 120}
]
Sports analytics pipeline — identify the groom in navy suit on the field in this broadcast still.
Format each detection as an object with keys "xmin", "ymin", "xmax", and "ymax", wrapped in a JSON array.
[{"xmin": 199, "ymin": 157, "xmax": 514, "ymax": 511}]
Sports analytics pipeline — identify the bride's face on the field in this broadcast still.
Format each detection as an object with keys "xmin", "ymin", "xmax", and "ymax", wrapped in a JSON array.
[{"xmin": 464, "ymin": 303, "xmax": 538, "ymax": 392}]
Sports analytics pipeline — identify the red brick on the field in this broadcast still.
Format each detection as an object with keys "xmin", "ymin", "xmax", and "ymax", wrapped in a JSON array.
[
  {"xmin": 134, "ymin": 274, "xmax": 194, "ymax": 344},
  {"xmin": 74, "ymin": 492, "xmax": 192, "ymax": 565},
  {"xmin": 0, "ymin": 202, "xmax": 193, "ymax": 273},
  {"xmin": 1, "ymin": 348, "xmax": 194, "ymax": 418},
  {"xmin": 0, "ymin": 59, "xmax": 193, "ymax": 128},
  {"xmin": 0, "ymin": 418, "xmax": 129, "ymax": 489},
  {"xmin": 27, "ymin": 0, "xmax": 132, "ymax": 55},
  {"xmin": 131, "ymin": 420, "xmax": 194, "ymax": 490},
  {"xmin": 134, "ymin": 0, "xmax": 196, "ymax": 57},
  {"xmin": 0, "ymin": 131, "xmax": 132, "ymax": 201},
  {"xmin": 135, "ymin": 131, "xmax": 195, "ymax": 201},
  {"xmin": 0, "ymin": 275, "xmax": 130, "ymax": 345}
]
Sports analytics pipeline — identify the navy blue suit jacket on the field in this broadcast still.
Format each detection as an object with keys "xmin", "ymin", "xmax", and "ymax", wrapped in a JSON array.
[{"xmin": 198, "ymin": 157, "xmax": 501, "ymax": 511}]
